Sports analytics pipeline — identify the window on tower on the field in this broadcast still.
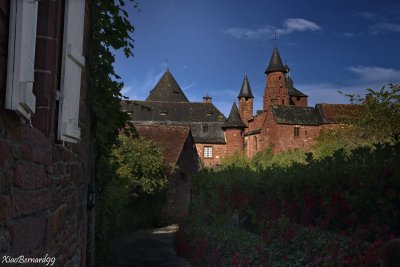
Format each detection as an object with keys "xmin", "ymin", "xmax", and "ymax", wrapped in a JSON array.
[{"xmin": 294, "ymin": 127, "xmax": 300, "ymax": 137}]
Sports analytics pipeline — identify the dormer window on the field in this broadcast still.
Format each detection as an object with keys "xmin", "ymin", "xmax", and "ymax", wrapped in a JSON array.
[{"xmin": 202, "ymin": 124, "xmax": 208, "ymax": 133}]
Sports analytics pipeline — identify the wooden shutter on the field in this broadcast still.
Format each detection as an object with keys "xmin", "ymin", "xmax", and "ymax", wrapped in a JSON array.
[
  {"xmin": 6, "ymin": 0, "xmax": 38, "ymax": 119},
  {"xmin": 58, "ymin": 0, "xmax": 86, "ymax": 143}
]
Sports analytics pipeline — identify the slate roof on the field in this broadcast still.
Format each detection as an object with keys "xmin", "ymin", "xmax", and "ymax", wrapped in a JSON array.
[
  {"xmin": 271, "ymin": 105, "xmax": 324, "ymax": 125},
  {"xmin": 189, "ymin": 122, "xmax": 226, "ymax": 143},
  {"xmin": 122, "ymin": 101, "xmax": 226, "ymax": 123},
  {"xmin": 222, "ymin": 102, "xmax": 247, "ymax": 129},
  {"xmin": 238, "ymin": 75, "xmax": 254, "ymax": 98},
  {"xmin": 316, "ymin": 103, "xmax": 360, "ymax": 124},
  {"xmin": 265, "ymin": 47, "xmax": 286, "ymax": 74},
  {"xmin": 134, "ymin": 125, "xmax": 192, "ymax": 166},
  {"xmin": 146, "ymin": 70, "xmax": 189, "ymax": 102},
  {"xmin": 122, "ymin": 100, "xmax": 227, "ymax": 144},
  {"xmin": 286, "ymin": 76, "xmax": 308, "ymax": 97}
]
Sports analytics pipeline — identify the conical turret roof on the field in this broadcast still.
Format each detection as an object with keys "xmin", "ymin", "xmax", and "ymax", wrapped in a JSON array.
[
  {"xmin": 222, "ymin": 102, "xmax": 247, "ymax": 129},
  {"xmin": 146, "ymin": 69, "xmax": 189, "ymax": 102},
  {"xmin": 238, "ymin": 75, "xmax": 254, "ymax": 99},
  {"xmin": 265, "ymin": 47, "xmax": 286, "ymax": 74}
]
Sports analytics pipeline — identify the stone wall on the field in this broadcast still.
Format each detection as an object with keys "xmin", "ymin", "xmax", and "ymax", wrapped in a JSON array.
[
  {"xmin": 224, "ymin": 129, "xmax": 244, "ymax": 156},
  {"xmin": 165, "ymin": 135, "xmax": 200, "ymax": 217},
  {"xmin": 238, "ymin": 97, "xmax": 253, "ymax": 126},
  {"xmin": 195, "ymin": 143, "xmax": 226, "ymax": 167},
  {"xmin": 0, "ymin": 1, "xmax": 94, "ymax": 265}
]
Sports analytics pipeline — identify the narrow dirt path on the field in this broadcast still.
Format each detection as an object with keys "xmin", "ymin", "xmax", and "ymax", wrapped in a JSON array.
[{"xmin": 110, "ymin": 224, "xmax": 192, "ymax": 267}]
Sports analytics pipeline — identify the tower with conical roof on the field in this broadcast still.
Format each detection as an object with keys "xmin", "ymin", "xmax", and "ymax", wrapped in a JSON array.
[
  {"xmin": 263, "ymin": 47, "xmax": 288, "ymax": 111},
  {"xmin": 237, "ymin": 75, "xmax": 254, "ymax": 126},
  {"xmin": 222, "ymin": 102, "xmax": 246, "ymax": 156}
]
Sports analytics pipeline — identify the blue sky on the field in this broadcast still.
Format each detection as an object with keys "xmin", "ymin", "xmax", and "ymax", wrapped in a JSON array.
[{"xmin": 114, "ymin": 0, "xmax": 400, "ymax": 116}]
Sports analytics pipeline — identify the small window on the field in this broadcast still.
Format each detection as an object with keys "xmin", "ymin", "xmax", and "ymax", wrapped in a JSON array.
[
  {"xmin": 297, "ymin": 97, "xmax": 300, "ymax": 101},
  {"xmin": 202, "ymin": 124, "xmax": 208, "ymax": 133},
  {"xmin": 278, "ymin": 76, "xmax": 281, "ymax": 80},
  {"xmin": 294, "ymin": 127, "xmax": 300, "ymax": 137},
  {"xmin": 282, "ymin": 100, "xmax": 284, "ymax": 105},
  {"xmin": 204, "ymin": 146, "xmax": 213, "ymax": 158},
  {"xmin": 305, "ymin": 130, "xmax": 308, "ymax": 135}
]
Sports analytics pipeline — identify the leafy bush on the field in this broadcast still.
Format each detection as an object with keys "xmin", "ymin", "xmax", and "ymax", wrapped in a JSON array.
[
  {"xmin": 111, "ymin": 134, "xmax": 168, "ymax": 196},
  {"xmin": 178, "ymin": 141, "xmax": 400, "ymax": 266}
]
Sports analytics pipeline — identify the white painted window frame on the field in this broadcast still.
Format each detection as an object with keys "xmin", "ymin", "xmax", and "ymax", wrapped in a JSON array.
[
  {"xmin": 6, "ymin": 0, "xmax": 39, "ymax": 120},
  {"xmin": 57, "ymin": 0, "xmax": 86, "ymax": 143}
]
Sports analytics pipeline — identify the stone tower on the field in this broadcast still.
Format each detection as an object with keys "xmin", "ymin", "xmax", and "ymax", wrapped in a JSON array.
[
  {"xmin": 263, "ymin": 47, "xmax": 288, "ymax": 111},
  {"xmin": 222, "ymin": 102, "xmax": 247, "ymax": 156},
  {"xmin": 238, "ymin": 75, "xmax": 254, "ymax": 126}
]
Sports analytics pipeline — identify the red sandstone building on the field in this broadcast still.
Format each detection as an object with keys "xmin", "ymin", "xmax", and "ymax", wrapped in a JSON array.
[{"xmin": 124, "ymin": 47, "xmax": 353, "ymax": 167}]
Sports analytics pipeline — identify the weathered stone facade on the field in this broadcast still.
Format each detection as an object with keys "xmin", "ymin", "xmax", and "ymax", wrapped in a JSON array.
[
  {"xmin": 135, "ymin": 125, "xmax": 200, "ymax": 218},
  {"xmin": 0, "ymin": 1, "xmax": 94, "ymax": 265}
]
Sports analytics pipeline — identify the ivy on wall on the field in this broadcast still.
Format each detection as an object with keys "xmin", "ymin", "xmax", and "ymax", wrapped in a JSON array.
[{"xmin": 87, "ymin": 0, "xmax": 137, "ymax": 263}]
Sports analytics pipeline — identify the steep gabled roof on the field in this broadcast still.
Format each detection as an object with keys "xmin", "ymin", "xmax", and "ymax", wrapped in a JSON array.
[
  {"xmin": 286, "ymin": 76, "xmax": 308, "ymax": 97},
  {"xmin": 271, "ymin": 105, "xmax": 323, "ymax": 125},
  {"xmin": 134, "ymin": 125, "xmax": 192, "ymax": 166},
  {"xmin": 265, "ymin": 47, "xmax": 286, "ymax": 74},
  {"xmin": 121, "ymin": 100, "xmax": 227, "ymax": 144},
  {"xmin": 222, "ymin": 102, "xmax": 247, "ymax": 129},
  {"xmin": 146, "ymin": 70, "xmax": 189, "ymax": 102},
  {"xmin": 238, "ymin": 75, "xmax": 254, "ymax": 98}
]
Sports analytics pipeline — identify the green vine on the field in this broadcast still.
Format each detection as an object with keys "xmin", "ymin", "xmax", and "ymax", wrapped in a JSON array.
[{"xmin": 87, "ymin": 0, "xmax": 137, "ymax": 263}]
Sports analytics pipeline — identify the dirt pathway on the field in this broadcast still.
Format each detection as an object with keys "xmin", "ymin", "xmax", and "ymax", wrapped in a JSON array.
[{"xmin": 110, "ymin": 224, "xmax": 192, "ymax": 267}]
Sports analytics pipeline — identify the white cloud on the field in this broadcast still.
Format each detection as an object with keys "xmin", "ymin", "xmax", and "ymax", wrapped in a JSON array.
[
  {"xmin": 225, "ymin": 18, "xmax": 321, "ymax": 40},
  {"xmin": 277, "ymin": 18, "xmax": 321, "ymax": 35},
  {"xmin": 296, "ymin": 83, "xmax": 352, "ymax": 106},
  {"xmin": 347, "ymin": 66, "xmax": 400, "ymax": 83},
  {"xmin": 122, "ymin": 69, "xmax": 165, "ymax": 100},
  {"xmin": 352, "ymin": 11, "xmax": 378, "ymax": 20},
  {"xmin": 121, "ymin": 86, "xmax": 132, "ymax": 96},
  {"xmin": 225, "ymin": 25, "xmax": 275, "ymax": 40},
  {"xmin": 370, "ymin": 22, "xmax": 400, "ymax": 35},
  {"xmin": 343, "ymin": 32, "xmax": 355, "ymax": 38},
  {"xmin": 181, "ymin": 81, "xmax": 196, "ymax": 92}
]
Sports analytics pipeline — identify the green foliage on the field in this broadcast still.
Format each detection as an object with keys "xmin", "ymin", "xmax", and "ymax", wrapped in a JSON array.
[
  {"xmin": 111, "ymin": 134, "xmax": 169, "ymax": 196},
  {"xmin": 179, "ymin": 141, "xmax": 400, "ymax": 266},
  {"xmin": 251, "ymin": 148, "xmax": 306, "ymax": 169},
  {"xmin": 341, "ymin": 83, "xmax": 400, "ymax": 143},
  {"xmin": 219, "ymin": 151, "xmax": 250, "ymax": 169},
  {"xmin": 87, "ymin": 0, "xmax": 137, "ymax": 264}
]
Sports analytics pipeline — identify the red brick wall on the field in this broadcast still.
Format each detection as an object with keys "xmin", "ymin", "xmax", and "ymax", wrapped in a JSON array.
[
  {"xmin": 224, "ymin": 129, "xmax": 244, "ymax": 156},
  {"xmin": 264, "ymin": 72, "xmax": 288, "ymax": 111},
  {"xmin": 195, "ymin": 143, "xmax": 226, "ymax": 167},
  {"xmin": 239, "ymin": 97, "xmax": 253, "ymax": 126},
  {"xmin": 0, "ymin": 1, "xmax": 94, "ymax": 265},
  {"xmin": 164, "ymin": 135, "xmax": 200, "ymax": 218}
]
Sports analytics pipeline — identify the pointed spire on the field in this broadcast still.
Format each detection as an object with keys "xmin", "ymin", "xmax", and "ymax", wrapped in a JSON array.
[
  {"xmin": 238, "ymin": 75, "xmax": 254, "ymax": 99},
  {"xmin": 146, "ymin": 70, "xmax": 189, "ymax": 102},
  {"xmin": 222, "ymin": 102, "xmax": 247, "ymax": 129},
  {"xmin": 265, "ymin": 47, "xmax": 286, "ymax": 74}
]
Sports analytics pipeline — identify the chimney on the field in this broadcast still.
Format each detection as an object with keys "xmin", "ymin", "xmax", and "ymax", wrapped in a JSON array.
[{"xmin": 203, "ymin": 95, "xmax": 212, "ymax": 103}]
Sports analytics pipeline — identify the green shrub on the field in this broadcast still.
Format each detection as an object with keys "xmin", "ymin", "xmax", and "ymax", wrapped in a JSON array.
[{"xmin": 179, "ymin": 141, "xmax": 400, "ymax": 266}]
